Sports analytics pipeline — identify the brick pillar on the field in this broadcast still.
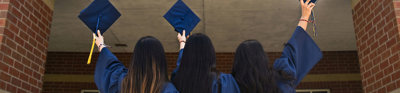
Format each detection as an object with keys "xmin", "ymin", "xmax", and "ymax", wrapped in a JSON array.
[
  {"xmin": 0, "ymin": 0, "xmax": 53, "ymax": 93},
  {"xmin": 352, "ymin": 0, "xmax": 400, "ymax": 92}
]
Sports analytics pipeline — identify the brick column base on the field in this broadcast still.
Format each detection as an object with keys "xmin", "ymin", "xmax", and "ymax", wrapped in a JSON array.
[
  {"xmin": 0, "ymin": 0, "xmax": 53, "ymax": 93},
  {"xmin": 352, "ymin": 0, "xmax": 400, "ymax": 92}
]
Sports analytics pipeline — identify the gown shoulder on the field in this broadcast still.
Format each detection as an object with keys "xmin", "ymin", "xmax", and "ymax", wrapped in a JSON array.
[
  {"xmin": 162, "ymin": 82, "xmax": 179, "ymax": 93},
  {"xmin": 94, "ymin": 48, "xmax": 128, "ymax": 93},
  {"xmin": 212, "ymin": 73, "xmax": 241, "ymax": 93},
  {"xmin": 273, "ymin": 26, "xmax": 323, "ymax": 92}
]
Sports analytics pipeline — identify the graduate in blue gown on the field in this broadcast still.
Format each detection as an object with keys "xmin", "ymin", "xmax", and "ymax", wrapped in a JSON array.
[
  {"xmin": 171, "ymin": 31, "xmax": 240, "ymax": 93},
  {"xmin": 93, "ymin": 31, "xmax": 179, "ymax": 93},
  {"xmin": 232, "ymin": 0, "xmax": 320, "ymax": 92},
  {"xmin": 274, "ymin": 1, "xmax": 320, "ymax": 92}
]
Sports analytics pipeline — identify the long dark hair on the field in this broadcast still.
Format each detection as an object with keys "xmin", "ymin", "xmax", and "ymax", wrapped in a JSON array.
[
  {"xmin": 172, "ymin": 33, "xmax": 218, "ymax": 93},
  {"xmin": 121, "ymin": 36, "xmax": 169, "ymax": 93},
  {"xmin": 231, "ymin": 40, "xmax": 281, "ymax": 93}
]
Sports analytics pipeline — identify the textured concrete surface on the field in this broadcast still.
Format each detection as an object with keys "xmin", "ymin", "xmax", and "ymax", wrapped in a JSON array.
[{"xmin": 48, "ymin": 0, "xmax": 356, "ymax": 52}]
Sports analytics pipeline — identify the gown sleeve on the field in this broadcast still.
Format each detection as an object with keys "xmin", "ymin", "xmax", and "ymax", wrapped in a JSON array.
[
  {"xmin": 219, "ymin": 73, "xmax": 240, "ymax": 93},
  {"xmin": 161, "ymin": 82, "xmax": 180, "ymax": 93},
  {"xmin": 94, "ymin": 48, "xmax": 128, "ymax": 93},
  {"xmin": 212, "ymin": 73, "xmax": 241, "ymax": 93},
  {"xmin": 171, "ymin": 49, "xmax": 184, "ymax": 79},
  {"xmin": 273, "ymin": 26, "xmax": 323, "ymax": 91}
]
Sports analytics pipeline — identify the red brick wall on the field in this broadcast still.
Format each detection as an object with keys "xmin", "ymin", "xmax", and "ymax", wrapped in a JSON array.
[
  {"xmin": 43, "ymin": 82, "xmax": 97, "ymax": 93},
  {"xmin": 297, "ymin": 81, "xmax": 363, "ymax": 93},
  {"xmin": 43, "ymin": 51, "xmax": 362, "ymax": 93},
  {"xmin": 352, "ymin": 0, "xmax": 400, "ymax": 92},
  {"xmin": 0, "ymin": 0, "xmax": 53, "ymax": 93}
]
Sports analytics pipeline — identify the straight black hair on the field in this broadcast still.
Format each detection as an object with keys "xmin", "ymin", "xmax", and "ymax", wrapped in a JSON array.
[
  {"xmin": 232, "ymin": 40, "xmax": 281, "ymax": 93},
  {"xmin": 172, "ymin": 33, "xmax": 218, "ymax": 93},
  {"xmin": 121, "ymin": 36, "xmax": 169, "ymax": 93}
]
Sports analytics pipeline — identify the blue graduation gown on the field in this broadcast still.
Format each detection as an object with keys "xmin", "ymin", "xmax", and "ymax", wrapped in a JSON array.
[
  {"xmin": 172, "ymin": 49, "xmax": 240, "ymax": 93},
  {"xmin": 273, "ymin": 26, "xmax": 323, "ymax": 93},
  {"xmin": 94, "ymin": 48, "xmax": 179, "ymax": 93},
  {"xmin": 211, "ymin": 73, "xmax": 241, "ymax": 93}
]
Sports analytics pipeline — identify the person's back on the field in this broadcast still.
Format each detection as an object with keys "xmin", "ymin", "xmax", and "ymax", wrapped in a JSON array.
[
  {"xmin": 232, "ymin": 40, "xmax": 281, "ymax": 93},
  {"xmin": 92, "ymin": 33, "xmax": 178, "ymax": 93},
  {"xmin": 232, "ymin": 0, "xmax": 321, "ymax": 92},
  {"xmin": 120, "ymin": 36, "xmax": 176, "ymax": 93},
  {"xmin": 172, "ymin": 33, "xmax": 240, "ymax": 93}
]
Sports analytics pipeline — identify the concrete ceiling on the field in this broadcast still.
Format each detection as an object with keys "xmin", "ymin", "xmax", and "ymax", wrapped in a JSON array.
[{"xmin": 48, "ymin": 0, "xmax": 357, "ymax": 52}]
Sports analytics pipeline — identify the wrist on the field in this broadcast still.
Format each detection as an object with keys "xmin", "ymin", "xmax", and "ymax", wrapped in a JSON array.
[
  {"xmin": 301, "ymin": 16, "xmax": 309, "ymax": 20},
  {"xmin": 300, "ymin": 19, "xmax": 313, "ymax": 23},
  {"xmin": 98, "ymin": 43, "xmax": 110, "ymax": 51},
  {"xmin": 179, "ymin": 39, "xmax": 186, "ymax": 43},
  {"xmin": 99, "ymin": 46, "xmax": 104, "ymax": 52},
  {"xmin": 179, "ymin": 42, "xmax": 185, "ymax": 50}
]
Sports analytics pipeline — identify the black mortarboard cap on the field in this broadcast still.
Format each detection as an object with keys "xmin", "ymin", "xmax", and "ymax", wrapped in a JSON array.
[
  {"xmin": 164, "ymin": 0, "xmax": 201, "ymax": 36},
  {"xmin": 78, "ymin": 0, "xmax": 121, "ymax": 64},
  {"xmin": 78, "ymin": 0, "xmax": 121, "ymax": 35},
  {"xmin": 303, "ymin": 0, "xmax": 317, "ymax": 4}
]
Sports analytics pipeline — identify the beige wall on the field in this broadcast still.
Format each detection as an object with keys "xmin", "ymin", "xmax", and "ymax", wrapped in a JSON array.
[
  {"xmin": 0, "ymin": 89, "xmax": 10, "ymax": 93},
  {"xmin": 352, "ymin": 0, "xmax": 360, "ymax": 8},
  {"xmin": 42, "ymin": 0, "xmax": 54, "ymax": 10},
  {"xmin": 48, "ymin": 0, "xmax": 356, "ymax": 52},
  {"xmin": 391, "ymin": 88, "xmax": 400, "ymax": 93}
]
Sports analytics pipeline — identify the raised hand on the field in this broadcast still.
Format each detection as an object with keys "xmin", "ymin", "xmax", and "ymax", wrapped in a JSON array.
[
  {"xmin": 93, "ymin": 30, "xmax": 105, "ymax": 51},
  {"xmin": 301, "ymin": 0, "xmax": 316, "ymax": 20},
  {"xmin": 298, "ymin": 0, "xmax": 316, "ymax": 30},
  {"xmin": 177, "ymin": 30, "xmax": 186, "ymax": 50}
]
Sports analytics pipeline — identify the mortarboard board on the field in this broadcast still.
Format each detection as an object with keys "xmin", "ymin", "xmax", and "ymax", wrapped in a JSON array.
[
  {"xmin": 164, "ymin": 0, "xmax": 201, "ymax": 36},
  {"xmin": 78, "ymin": 0, "xmax": 121, "ymax": 64},
  {"xmin": 79, "ymin": 0, "xmax": 121, "ymax": 35},
  {"xmin": 303, "ymin": 0, "xmax": 317, "ymax": 4}
]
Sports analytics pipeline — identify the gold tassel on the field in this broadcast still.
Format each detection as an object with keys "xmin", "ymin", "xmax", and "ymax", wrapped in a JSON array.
[
  {"xmin": 87, "ymin": 37, "xmax": 96, "ymax": 64},
  {"xmin": 311, "ymin": 10, "xmax": 317, "ymax": 37}
]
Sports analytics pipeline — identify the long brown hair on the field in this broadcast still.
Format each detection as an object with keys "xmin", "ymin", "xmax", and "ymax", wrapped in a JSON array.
[
  {"xmin": 121, "ymin": 36, "xmax": 169, "ymax": 93},
  {"xmin": 232, "ymin": 40, "xmax": 281, "ymax": 93},
  {"xmin": 172, "ymin": 33, "xmax": 218, "ymax": 93}
]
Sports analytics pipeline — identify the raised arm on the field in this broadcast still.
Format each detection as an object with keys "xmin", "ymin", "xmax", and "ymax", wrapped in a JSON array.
[
  {"xmin": 93, "ymin": 30, "xmax": 127, "ymax": 93},
  {"xmin": 297, "ymin": 0, "xmax": 315, "ymax": 30},
  {"xmin": 273, "ymin": 0, "xmax": 321, "ymax": 92},
  {"xmin": 171, "ymin": 30, "xmax": 187, "ymax": 79},
  {"xmin": 273, "ymin": 26, "xmax": 322, "ymax": 85}
]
